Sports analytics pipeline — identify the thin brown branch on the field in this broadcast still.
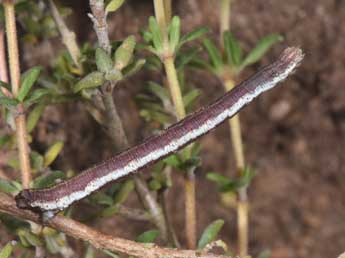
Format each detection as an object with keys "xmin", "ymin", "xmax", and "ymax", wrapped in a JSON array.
[
  {"xmin": 88, "ymin": 0, "xmax": 168, "ymax": 242},
  {"xmin": 3, "ymin": 0, "xmax": 32, "ymax": 188},
  {"xmin": 0, "ymin": 193, "xmax": 229, "ymax": 258}
]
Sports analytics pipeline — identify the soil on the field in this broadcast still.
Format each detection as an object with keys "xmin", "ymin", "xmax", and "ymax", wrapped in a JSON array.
[{"xmin": 1, "ymin": 0, "xmax": 345, "ymax": 257}]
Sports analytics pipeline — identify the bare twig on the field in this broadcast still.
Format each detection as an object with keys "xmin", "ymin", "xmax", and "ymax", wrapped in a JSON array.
[
  {"xmin": 219, "ymin": 1, "xmax": 248, "ymax": 255},
  {"xmin": 88, "ymin": 0, "xmax": 168, "ymax": 242},
  {"xmin": 3, "ymin": 0, "xmax": 32, "ymax": 188},
  {"xmin": 0, "ymin": 193, "xmax": 229, "ymax": 258},
  {"xmin": 48, "ymin": 0, "xmax": 82, "ymax": 71}
]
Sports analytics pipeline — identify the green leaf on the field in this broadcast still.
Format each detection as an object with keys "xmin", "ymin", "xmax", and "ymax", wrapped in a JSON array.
[
  {"xmin": 241, "ymin": 34, "xmax": 283, "ymax": 68},
  {"xmin": 183, "ymin": 88, "xmax": 201, "ymax": 109},
  {"xmin": 0, "ymin": 97, "xmax": 18, "ymax": 108},
  {"xmin": 257, "ymin": 249, "xmax": 271, "ymax": 258},
  {"xmin": 114, "ymin": 35, "xmax": 136, "ymax": 70},
  {"xmin": 104, "ymin": 69, "xmax": 122, "ymax": 81},
  {"xmin": 136, "ymin": 230, "xmax": 159, "ymax": 243},
  {"xmin": 219, "ymin": 167, "xmax": 256, "ymax": 192},
  {"xmin": 114, "ymin": 180, "xmax": 134, "ymax": 204},
  {"xmin": 163, "ymin": 154, "xmax": 182, "ymax": 168},
  {"xmin": 203, "ymin": 39, "xmax": 223, "ymax": 71},
  {"xmin": 0, "ymin": 242, "xmax": 14, "ymax": 258},
  {"xmin": 197, "ymin": 219, "xmax": 224, "ymax": 249},
  {"xmin": 30, "ymin": 151, "xmax": 44, "ymax": 173},
  {"xmin": 0, "ymin": 178, "xmax": 18, "ymax": 194},
  {"xmin": 73, "ymin": 71, "xmax": 105, "ymax": 93},
  {"xmin": 148, "ymin": 16, "xmax": 163, "ymax": 53},
  {"xmin": 101, "ymin": 204, "xmax": 119, "ymax": 217},
  {"xmin": 179, "ymin": 27, "xmax": 209, "ymax": 47},
  {"xmin": 83, "ymin": 245, "xmax": 95, "ymax": 258},
  {"xmin": 122, "ymin": 59, "xmax": 145, "ymax": 78},
  {"xmin": 176, "ymin": 47, "xmax": 200, "ymax": 70},
  {"xmin": 22, "ymin": 230, "xmax": 43, "ymax": 247},
  {"xmin": 168, "ymin": 16, "xmax": 180, "ymax": 52},
  {"xmin": 206, "ymin": 172, "xmax": 231, "ymax": 186},
  {"xmin": 44, "ymin": 141, "xmax": 64, "ymax": 167},
  {"xmin": 24, "ymin": 88, "xmax": 50, "ymax": 106},
  {"xmin": 95, "ymin": 48, "xmax": 113, "ymax": 73},
  {"xmin": 0, "ymin": 135, "xmax": 11, "ymax": 147},
  {"xmin": 33, "ymin": 171, "xmax": 65, "ymax": 189},
  {"xmin": 18, "ymin": 67, "xmax": 41, "ymax": 102},
  {"xmin": 105, "ymin": 0, "xmax": 125, "ymax": 13},
  {"xmin": 27, "ymin": 104, "xmax": 45, "ymax": 133},
  {"xmin": 146, "ymin": 81, "xmax": 169, "ymax": 103},
  {"xmin": 223, "ymin": 31, "xmax": 242, "ymax": 67},
  {"xmin": 0, "ymin": 80, "xmax": 10, "ymax": 91}
]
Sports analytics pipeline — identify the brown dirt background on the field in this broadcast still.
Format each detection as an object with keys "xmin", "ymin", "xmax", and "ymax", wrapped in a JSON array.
[{"xmin": 2, "ymin": 0, "xmax": 345, "ymax": 257}]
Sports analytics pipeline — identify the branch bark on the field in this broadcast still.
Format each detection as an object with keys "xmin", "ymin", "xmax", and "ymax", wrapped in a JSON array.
[
  {"xmin": 88, "ymin": 0, "xmax": 169, "ymax": 242},
  {"xmin": 0, "ymin": 193, "xmax": 229, "ymax": 258}
]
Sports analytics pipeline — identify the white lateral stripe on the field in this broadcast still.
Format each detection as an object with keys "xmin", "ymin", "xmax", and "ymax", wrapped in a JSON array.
[{"xmin": 31, "ymin": 59, "xmax": 298, "ymax": 211}]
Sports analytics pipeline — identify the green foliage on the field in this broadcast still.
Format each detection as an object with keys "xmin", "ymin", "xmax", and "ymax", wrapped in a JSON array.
[
  {"xmin": 18, "ymin": 67, "xmax": 42, "ymax": 102},
  {"xmin": 44, "ymin": 140, "xmax": 64, "ymax": 167},
  {"xmin": 95, "ymin": 48, "xmax": 113, "ymax": 73},
  {"xmin": 197, "ymin": 219, "xmax": 225, "ymax": 249},
  {"xmin": 0, "ymin": 242, "xmax": 15, "ymax": 258},
  {"xmin": 207, "ymin": 166, "xmax": 256, "ymax": 192},
  {"xmin": 257, "ymin": 249, "xmax": 271, "ymax": 258},
  {"xmin": 202, "ymin": 31, "xmax": 282, "ymax": 76},
  {"xmin": 114, "ymin": 35, "xmax": 136, "ymax": 70},
  {"xmin": 0, "ymin": 178, "xmax": 20, "ymax": 194},
  {"xmin": 136, "ymin": 230, "xmax": 159, "ymax": 243},
  {"xmin": 33, "ymin": 170, "xmax": 65, "ymax": 189},
  {"xmin": 105, "ymin": 0, "xmax": 125, "ymax": 13}
]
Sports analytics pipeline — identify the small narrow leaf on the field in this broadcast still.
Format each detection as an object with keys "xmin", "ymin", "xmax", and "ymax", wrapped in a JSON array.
[
  {"xmin": 105, "ymin": 0, "xmax": 125, "ymax": 13},
  {"xmin": 18, "ymin": 67, "xmax": 41, "ymax": 102},
  {"xmin": 146, "ymin": 81, "xmax": 169, "ymax": 103},
  {"xmin": 24, "ymin": 88, "xmax": 50, "ymax": 106},
  {"xmin": 241, "ymin": 34, "xmax": 283, "ymax": 68},
  {"xmin": 44, "ymin": 141, "xmax": 64, "ymax": 167},
  {"xmin": 0, "ymin": 178, "xmax": 18, "ymax": 194},
  {"xmin": 114, "ymin": 180, "xmax": 134, "ymax": 204},
  {"xmin": 96, "ymin": 48, "xmax": 113, "ymax": 73},
  {"xmin": 102, "ymin": 250, "xmax": 120, "ymax": 258},
  {"xmin": 203, "ymin": 39, "xmax": 223, "ymax": 71},
  {"xmin": 206, "ymin": 172, "xmax": 231, "ymax": 186},
  {"xmin": 179, "ymin": 27, "xmax": 209, "ymax": 47},
  {"xmin": 183, "ymin": 89, "xmax": 201, "ymax": 109},
  {"xmin": 73, "ymin": 71, "xmax": 105, "ymax": 93},
  {"xmin": 168, "ymin": 16, "xmax": 181, "ymax": 52},
  {"xmin": 114, "ymin": 35, "xmax": 136, "ymax": 70},
  {"xmin": 122, "ymin": 59, "xmax": 145, "ymax": 78},
  {"xmin": 148, "ymin": 16, "xmax": 163, "ymax": 53},
  {"xmin": 223, "ymin": 31, "xmax": 242, "ymax": 67},
  {"xmin": 0, "ymin": 242, "xmax": 14, "ymax": 258},
  {"xmin": 0, "ymin": 97, "xmax": 18, "ymax": 108},
  {"xmin": 197, "ymin": 219, "xmax": 224, "ymax": 249},
  {"xmin": 33, "ymin": 171, "xmax": 65, "ymax": 189},
  {"xmin": 136, "ymin": 230, "xmax": 159, "ymax": 243},
  {"xmin": 27, "ymin": 104, "xmax": 45, "ymax": 133}
]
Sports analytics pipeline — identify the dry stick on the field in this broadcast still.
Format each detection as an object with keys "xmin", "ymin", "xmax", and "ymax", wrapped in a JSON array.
[
  {"xmin": 219, "ymin": 0, "xmax": 248, "ymax": 255},
  {"xmin": 3, "ymin": 0, "xmax": 31, "ymax": 189},
  {"xmin": 88, "ymin": 0, "xmax": 169, "ymax": 242},
  {"xmin": 153, "ymin": 0, "xmax": 197, "ymax": 249},
  {"xmin": 0, "ymin": 192, "xmax": 229, "ymax": 258}
]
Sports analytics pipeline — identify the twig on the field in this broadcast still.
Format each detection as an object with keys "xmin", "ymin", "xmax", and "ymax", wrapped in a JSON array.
[
  {"xmin": 153, "ymin": 0, "xmax": 197, "ymax": 248},
  {"xmin": 0, "ymin": 193, "xmax": 229, "ymax": 258},
  {"xmin": 3, "ymin": 0, "xmax": 32, "ymax": 189},
  {"xmin": 0, "ymin": 29, "xmax": 9, "ymax": 84},
  {"xmin": 88, "ymin": 0, "xmax": 168, "ymax": 242},
  {"xmin": 219, "ymin": 1, "xmax": 248, "ymax": 256},
  {"xmin": 48, "ymin": 0, "xmax": 82, "ymax": 71}
]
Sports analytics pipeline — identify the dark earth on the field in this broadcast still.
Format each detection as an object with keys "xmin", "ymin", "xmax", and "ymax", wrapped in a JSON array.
[{"xmin": 1, "ymin": 0, "xmax": 345, "ymax": 257}]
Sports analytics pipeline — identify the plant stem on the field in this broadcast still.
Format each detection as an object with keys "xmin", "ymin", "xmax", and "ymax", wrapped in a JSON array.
[
  {"xmin": 153, "ymin": 0, "xmax": 197, "ymax": 249},
  {"xmin": 224, "ymin": 79, "xmax": 248, "ymax": 257},
  {"xmin": 0, "ymin": 192, "xmax": 230, "ymax": 258},
  {"xmin": 220, "ymin": 0, "xmax": 248, "ymax": 255},
  {"xmin": 4, "ymin": 0, "xmax": 32, "ymax": 189},
  {"xmin": 163, "ymin": 57, "xmax": 186, "ymax": 118},
  {"xmin": 220, "ymin": 0, "xmax": 231, "ymax": 46},
  {"xmin": 89, "ymin": 0, "xmax": 168, "ymax": 242}
]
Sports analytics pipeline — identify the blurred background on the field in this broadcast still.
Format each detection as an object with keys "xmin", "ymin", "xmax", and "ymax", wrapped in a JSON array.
[{"xmin": 1, "ymin": 0, "xmax": 345, "ymax": 258}]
